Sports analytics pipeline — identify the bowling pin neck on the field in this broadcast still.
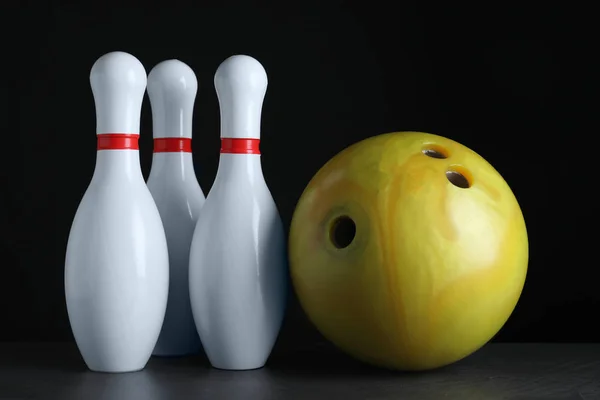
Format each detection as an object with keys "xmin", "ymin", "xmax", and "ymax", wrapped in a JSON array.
[
  {"xmin": 218, "ymin": 103, "xmax": 262, "ymax": 139},
  {"xmin": 148, "ymin": 152, "xmax": 197, "ymax": 182},
  {"xmin": 214, "ymin": 154, "xmax": 263, "ymax": 183},
  {"xmin": 151, "ymin": 109, "xmax": 193, "ymax": 139},
  {"xmin": 92, "ymin": 150, "xmax": 144, "ymax": 182}
]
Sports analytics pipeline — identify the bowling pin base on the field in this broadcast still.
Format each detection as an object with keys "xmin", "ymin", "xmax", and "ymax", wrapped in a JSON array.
[
  {"xmin": 85, "ymin": 362, "xmax": 147, "ymax": 374},
  {"xmin": 79, "ymin": 348, "xmax": 153, "ymax": 374},
  {"xmin": 209, "ymin": 362, "xmax": 267, "ymax": 371},
  {"xmin": 206, "ymin": 352, "xmax": 270, "ymax": 371},
  {"xmin": 87, "ymin": 366, "xmax": 145, "ymax": 374}
]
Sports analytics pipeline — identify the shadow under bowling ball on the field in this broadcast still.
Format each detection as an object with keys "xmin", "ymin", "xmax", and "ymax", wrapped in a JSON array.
[{"xmin": 288, "ymin": 131, "xmax": 529, "ymax": 372}]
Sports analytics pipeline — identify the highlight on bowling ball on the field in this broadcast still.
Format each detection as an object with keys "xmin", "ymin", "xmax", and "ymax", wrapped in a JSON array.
[{"xmin": 288, "ymin": 131, "xmax": 529, "ymax": 371}]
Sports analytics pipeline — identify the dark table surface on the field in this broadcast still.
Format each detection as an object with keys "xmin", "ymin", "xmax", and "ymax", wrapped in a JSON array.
[{"xmin": 1, "ymin": 342, "xmax": 599, "ymax": 399}]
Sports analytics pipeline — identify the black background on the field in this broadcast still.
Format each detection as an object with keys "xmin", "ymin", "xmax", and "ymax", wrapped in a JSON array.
[{"xmin": 0, "ymin": 2, "xmax": 594, "ymax": 353}]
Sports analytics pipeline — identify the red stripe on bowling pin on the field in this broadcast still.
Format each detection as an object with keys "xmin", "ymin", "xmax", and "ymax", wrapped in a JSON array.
[
  {"xmin": 97, "ymin": 134, "xmax": 140, "ymax": 150},
  {"xmin": 153, "ymin": 138, "xmax": 192, "ymax": 153},
  {"xmin": 220, "ymin": 138, "xmax": 260, "ymax": 154}
]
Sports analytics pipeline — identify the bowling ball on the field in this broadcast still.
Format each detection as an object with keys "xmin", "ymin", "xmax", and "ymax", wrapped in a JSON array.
[{"xmin": 289, "ymin": 131, "xmax": 528, "ymax": 371}]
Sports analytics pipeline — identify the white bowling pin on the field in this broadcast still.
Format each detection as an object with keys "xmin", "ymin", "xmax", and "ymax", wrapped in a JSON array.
[
  {"xmin": 64, "ymin": 51, "xmax": 169, "ymax": 373},
  {"xmin": 188, "ymin": 55, "xmax": 288, "ymax": 370},
  {"xmin": 147, "ymin": 59, "xmax": 205, "ymax": 357}
]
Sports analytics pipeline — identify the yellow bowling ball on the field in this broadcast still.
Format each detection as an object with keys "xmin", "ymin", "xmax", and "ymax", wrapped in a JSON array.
[{"xmin": 289, "ymin": 132, "xmax": 528, "ymax": 371}]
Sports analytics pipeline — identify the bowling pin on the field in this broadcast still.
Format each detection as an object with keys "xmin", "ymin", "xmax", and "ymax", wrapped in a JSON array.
[
  {"xmin": 188, "ymin": 55, "xmax": 288, "ymax": 370},
  {"xmin": 64, "ymin": 51, "xmax": 169, "ymax": 373},
  {"xmin": 147, "ymin": 60, "xmax": 205, "ymax": 357}
]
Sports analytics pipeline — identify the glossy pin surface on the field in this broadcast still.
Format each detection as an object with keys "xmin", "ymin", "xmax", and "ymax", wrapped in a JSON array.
[
  {"xmin": 64, "ymin": 51, "xmax": 169, "ymax": 373},
  {"xmin": 189, "ymin": 55, "xmax": 288, "ymax": 370},
  {"xmin": 147, "ymin": 59, "xmax": 205, "ymax": 357}
]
